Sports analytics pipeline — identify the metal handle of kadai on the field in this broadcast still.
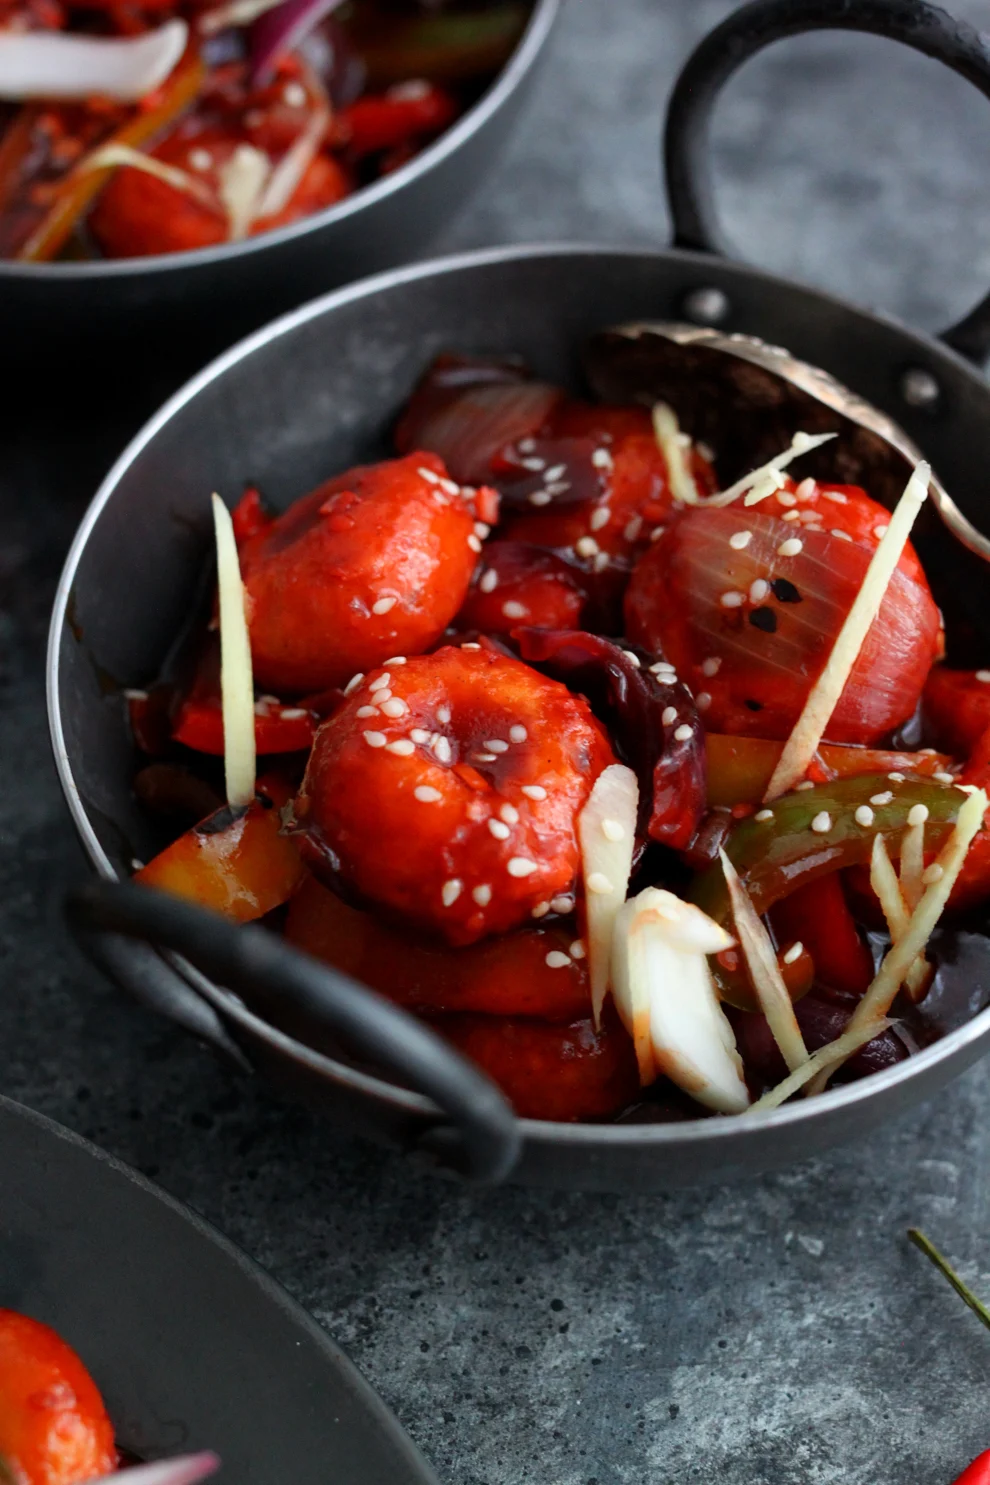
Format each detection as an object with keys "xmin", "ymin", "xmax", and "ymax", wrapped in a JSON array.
[
  {"xmin": 663, "ymin": 0, "xmax": 990, "ymax": 364},
  {"xmin": 65, "ymin": 879, "xmax": 521, "ymax": 1185}
]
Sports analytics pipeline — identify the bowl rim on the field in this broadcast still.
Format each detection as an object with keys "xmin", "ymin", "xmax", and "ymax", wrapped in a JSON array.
[
  {"xmin": 47, "ymin": 238, "xmax": 990, "ymax": 1147},
  {"xmin": 0, "ymin": 0, "xmax": 558, "ymax": 283}
]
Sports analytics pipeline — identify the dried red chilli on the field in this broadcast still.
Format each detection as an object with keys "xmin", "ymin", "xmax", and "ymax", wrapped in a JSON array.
[{"xmin": 514, "ymin": 628, "xmax": 706, "ymax": 849}]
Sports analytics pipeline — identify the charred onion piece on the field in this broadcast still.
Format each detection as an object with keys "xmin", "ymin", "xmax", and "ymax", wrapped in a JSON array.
[{"xmin": 515, "ymin": 629, "xmax": 705, "ymax": 849}]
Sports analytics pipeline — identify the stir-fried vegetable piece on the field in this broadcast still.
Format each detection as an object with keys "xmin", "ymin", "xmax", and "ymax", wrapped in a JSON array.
[
  {"xmin": 764, "ymin": 461, "xmax": 930, "ymax": 799},
  {"xmin": 691, "ymin": 774, "xmax": 970, "ymax": 1009},
  {"xmin": 0, "ymin": 1310, "xmax": 116, "ymax": 1485},
  {"xmin": 769, "ymin": 873, "xmax": 874, "ymax": 997},
  {"xmin": 0, "ymin": 20, "xmax": 188, "ymax": 102},
  {"xmin": 704, "ymin": 733, "xmax": 955, "ymax": 808},
  {"xmin": 577, "ymin": 762, "xmax": 637, "ymax": 1025},
  {"xmin": 610, "ymin": 886, "xmax": 748, "ymax": 1112},
  {"xmin": 870, "ymin": 834, "xmax": 931, "ymax": 1001},
  {"xmin": 720, "ymin": 851, "xmax": 808, "ymax": 1073}
]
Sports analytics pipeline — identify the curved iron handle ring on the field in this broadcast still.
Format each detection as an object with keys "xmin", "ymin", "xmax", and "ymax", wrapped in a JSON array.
[
  {"xmin": 66, "ymin": 879, "xmax": 521, "ymax": 1185},
  {"xmin": 664, "ymin": 0, "xmax": 990, "ymax": 362}
]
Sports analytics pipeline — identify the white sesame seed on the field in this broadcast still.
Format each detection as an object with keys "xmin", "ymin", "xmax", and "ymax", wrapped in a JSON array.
[
  {"xmin": 602, "ymin": 818, "xmax": 625, "ymax": 842},
  {"xmin": 522, "ymin": 784, "xmax": 546, "ymax": 800},
  {"xmin": 509, "ymin": 724, "xmax": 527, "ymax": 743},
  {"xmin": 922, "ymin": 863, "xmax": 945, "ymax": 885},
  {"xmin": 380, "ymin": 698, "xmax": 408, "ymax": 718},
  {"xmin": 415, "ymin": 786, "xmax": 442, "ymax": 803},
  {"xmin": 795, "ymin": 478, "xmax": 816, "ymax": 501},
  {"xmin": 372, "ymin": 596, "xmax": 397, "ymax": 615},
  {"xmin": 586, "ymin": 872, "xmax": 614, "ymax": 895},
  {"xmin": 755, "ymin": 809, "xmax": 774, "ymax": 822},
  {"xmin": 720, "ymin": 590, "xmax": 745, "ymax": 607},
  {"xmin": 674, "ymin": 724, "xmax": 693, "ymax": 742},
  {"xmin": 830, "ymin": 529, "xmax": 853, "ymax": 541},
  {"xmin": 651, "ymin": 661, "xmax": 676, "ymax": 675},
  {"xmin": 777, "ymin": 538, "xmax": 803, "ymax": 557},
  {"xmin": 621, "ymin": 650, "xmax": 642, "ymax": 668},
  {"xmin": 440, "ymin": 478, "xmax": 460, "ymax": 496},
  {"xmin": 474, "ymin": 521, "xmax": 490, "ymax": 539},
  {"xmin": 461, "ymin": 642, "xmax": 481, "ymax": 650},
  {"xmin": 544, "ymin": 464, "xmax": 566, "ymax": 482},
  {"xmin": 518, "ymin": 438, "xmax": 536, "ymax": 453},
  {"xmin": 500, "ymin": 803, "xmax": 519, "ymax": 825},
  {"xmin": 650, "ymin": 525, "xmax": 666, "ymax": 542},
  {"xmin": 934, "ymin": 771, "xmax": 955, "ymax": 784},
  {"xmin": 123, "ymin": 688, "xmax": 149, "ymax": 700},
  {"xmin": 437, "ymin": 705, "xmax": 451, "ymax": 725},
  {"xmin": 569, "ymin": 940, "xmax": 586, "ymax": 960},
  {"xmin": 508, "ymin": 857, "xmax": 537, "ymax": 877},
  {"xmin": 873, "ymin": 525, "xmax": 889, "ymax": 539},
  {"xmin": 344, "ymin": 672, "xmax": 364, "ymax": 695},
  {"xmin": 442, "ymin": 879, "xmax": 462, "ymax": 906},
  {"xmin": 919, "ymin": 748, "xmax": 937, "ymax": 755},
  {"xmin": 888, "ymin": 772, "xmax": 906, "ymax": 782},
  {"xmin": 371, "ymin": 672, "xmax": 391, "ymax": 689},
  {"xmin": 387, "ymin": 739, "xmax": 415, "ymax": 756},
  {"xmin": 384, "ymin": 656, "xmax": 407, "ymax": 665},
  {"xmin": 435, "ymin": 738, "xmax": 453, "ymax": 764},
  {"xmin": 529, "ymin": 491, "xmax": 552, "ymax": 507},
  {"xmin": 188, "ymin": 147, "xmax": 213, "ymax": 172},
  {"xmin": 977, "ymin": 670, "xmax": 990, "ymax": 683},
  {"xmin": 593, "ymin": 551, "xmax": 610, "ymax": 571},
  {"xmin": 485, "ymin": 739, "xmax": 509, "ymax": 753},
  {"xmin": 855, "ymin": 805, "xmax": 875, "ymax": 827},
  {"xmin": 701, "ymin": 657, "xmax": 722, "ymax": 677},
  {"xmin": 592, "ymin": 447, "xmax": 612, "ymax": 469},
  {"xmin": 473, "ymin": 753, "xmax": 498, "ymax": 764},
  {"xmin": 590, "ymin": 506, "xmax": 611, "ymax": 531},
  {"xmin": 783, "ymin": 941, "xmax": 804, "ymax": 964},
  {"xmin": 782, "ymin": 510, "xmax": 801, "ymax": 522},
  {"xmin": 729, "ymin": 530, "xmax": 753, "ymax": 550},
  {"xmin": 418, "ymin": 466, "xmax": 441, "ymax": 484},
  {"xmin": 551, "ymin": 894, "xmax": 575, "ymax": 914},
  {"xmin": 575, "ymin": 536, "xmax": 600, "ymax": 558},
  {"xmin": 777, "ymin": 491, "xmax": 797, "ymax": 507},
  {"xmin": 479, "ymin": 569, "xmax": 498, "ymax": 593},
  {"xmin": 282, "ymin": 80, "xmax": 306, "ymax": 107},
  {"xmin": 795, "ymin": 781, "xmax": 815, "ymax": 791},
  {"xmin": 501, "ymin": 600, "xmax": 528, "ymax": 620},
  {"xmin": 870, "ymin": 792, "xmax": 894, "ymax": 806},
  {"xmin": 363, "ymin": 730, "xmax": 387, "ymax": 748},
  {"xmin": 811, "ymin": 811, "xmax": 832, "ymax": 833},
  {"xmin": 467, "ymin": 533, "xmax": 483, "ymax": 553},
  {"xmin": 908, "ymin": 803, "xmax": 929, "ymax": 826},
  {"xmin": 545, "ymin": 950, "xmax": 571, "ymax": 969},
  {"xmin": 749, "ymin": 578, "xmax": 770, "ymax": 603},
  {"xmin": 410, "ymin": 728, "xmax": 430, "ymax": 744},
  {"xmin": 623, "ymin": 516, "xmax": 643, "ymax": 542},
  {"xmin": 696, "ymin": 692, "xmax": 711, "ymax": 711},
  {"xmin": 520, "ymin": 456, "xmax": 545, "ymax": 471},
  {"xmin": 531, "ymin": 901, "xmax": 551, "ymax": 918},
  {"xmin": 472, "ymin": 884, "xmax": 492, "ymax": 906},
  {"xmin": 662, "ymin": 706, "xmax": 678, "ymax": 726},
  {"xmin": 356, "ymin": 705, "xmax": 379, "ymax": 718},
  {"xmin": 823, "ymin": 489, "xmax": 848, "ymax": 504},
  {"xmin": 488, "ymin": 818, "xmax": 511, "ymax": 840},
  {"xmin": 370, "ymin": 689, "xmax": 391, "ymax": 705}
]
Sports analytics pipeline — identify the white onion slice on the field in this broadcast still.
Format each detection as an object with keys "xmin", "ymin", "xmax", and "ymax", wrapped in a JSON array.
[
  {"xmin": 212, "ymin": 494, "xmax": 256, "ymax": 807},
  {"xmin": 577, "ymin": 763, "xmax": 638, "ymax": 1026},
  {"xmin": 611, "ymin": 888, "xmax": 747, "ymax": 1113},
  {"xmin": 93, "ymin": 1452, "xmax": 220, "ymax": 1485},
  {"xmin": 0, "ymin": 19, "xmax": 187, "ymax": 102}
]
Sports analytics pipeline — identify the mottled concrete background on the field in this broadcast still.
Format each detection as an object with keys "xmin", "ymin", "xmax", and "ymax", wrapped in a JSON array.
[{"xmin": 5, "ymin": 2, "xmax": 990, "ymax": 1481}]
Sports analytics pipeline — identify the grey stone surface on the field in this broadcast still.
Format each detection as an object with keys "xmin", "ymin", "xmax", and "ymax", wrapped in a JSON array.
[{"xmin": 5, "ymin": 2, "xmax": 990, "ymax": 1481}]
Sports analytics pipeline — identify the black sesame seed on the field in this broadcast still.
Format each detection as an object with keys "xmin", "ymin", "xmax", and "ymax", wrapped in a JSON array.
[
  {"xmin": 745, "ymin": 699, "xmax": 763, "ymax": 712},
  {"xmin": 771, "ymin": 577, "xmax": 801, "ymax": 603},
  {"xmin": 749, "ymin": 607, "xmax": 777, "ymax": 633}
]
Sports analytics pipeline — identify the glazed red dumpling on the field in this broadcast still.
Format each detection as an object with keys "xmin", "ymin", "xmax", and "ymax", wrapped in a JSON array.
[
  {"xmin": 239, "ymin": 453, "xmax": 487, "ymax": 693},
  {"xmin": 294, "ymin": 644, "xmax": 615, "ymax": 945}
]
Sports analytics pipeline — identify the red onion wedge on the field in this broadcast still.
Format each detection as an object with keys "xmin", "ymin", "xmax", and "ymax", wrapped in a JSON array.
[
  {"xmin": 0, "ymin": 20, "xmax": 187, "ymax": 102},
  {"xmin": 250, "ymin": 0, "xmax": 345, "ymax": 85},
  {"xmin": 93, "ymin": 1452, "xmax": 220, "ymax": 1485}
]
